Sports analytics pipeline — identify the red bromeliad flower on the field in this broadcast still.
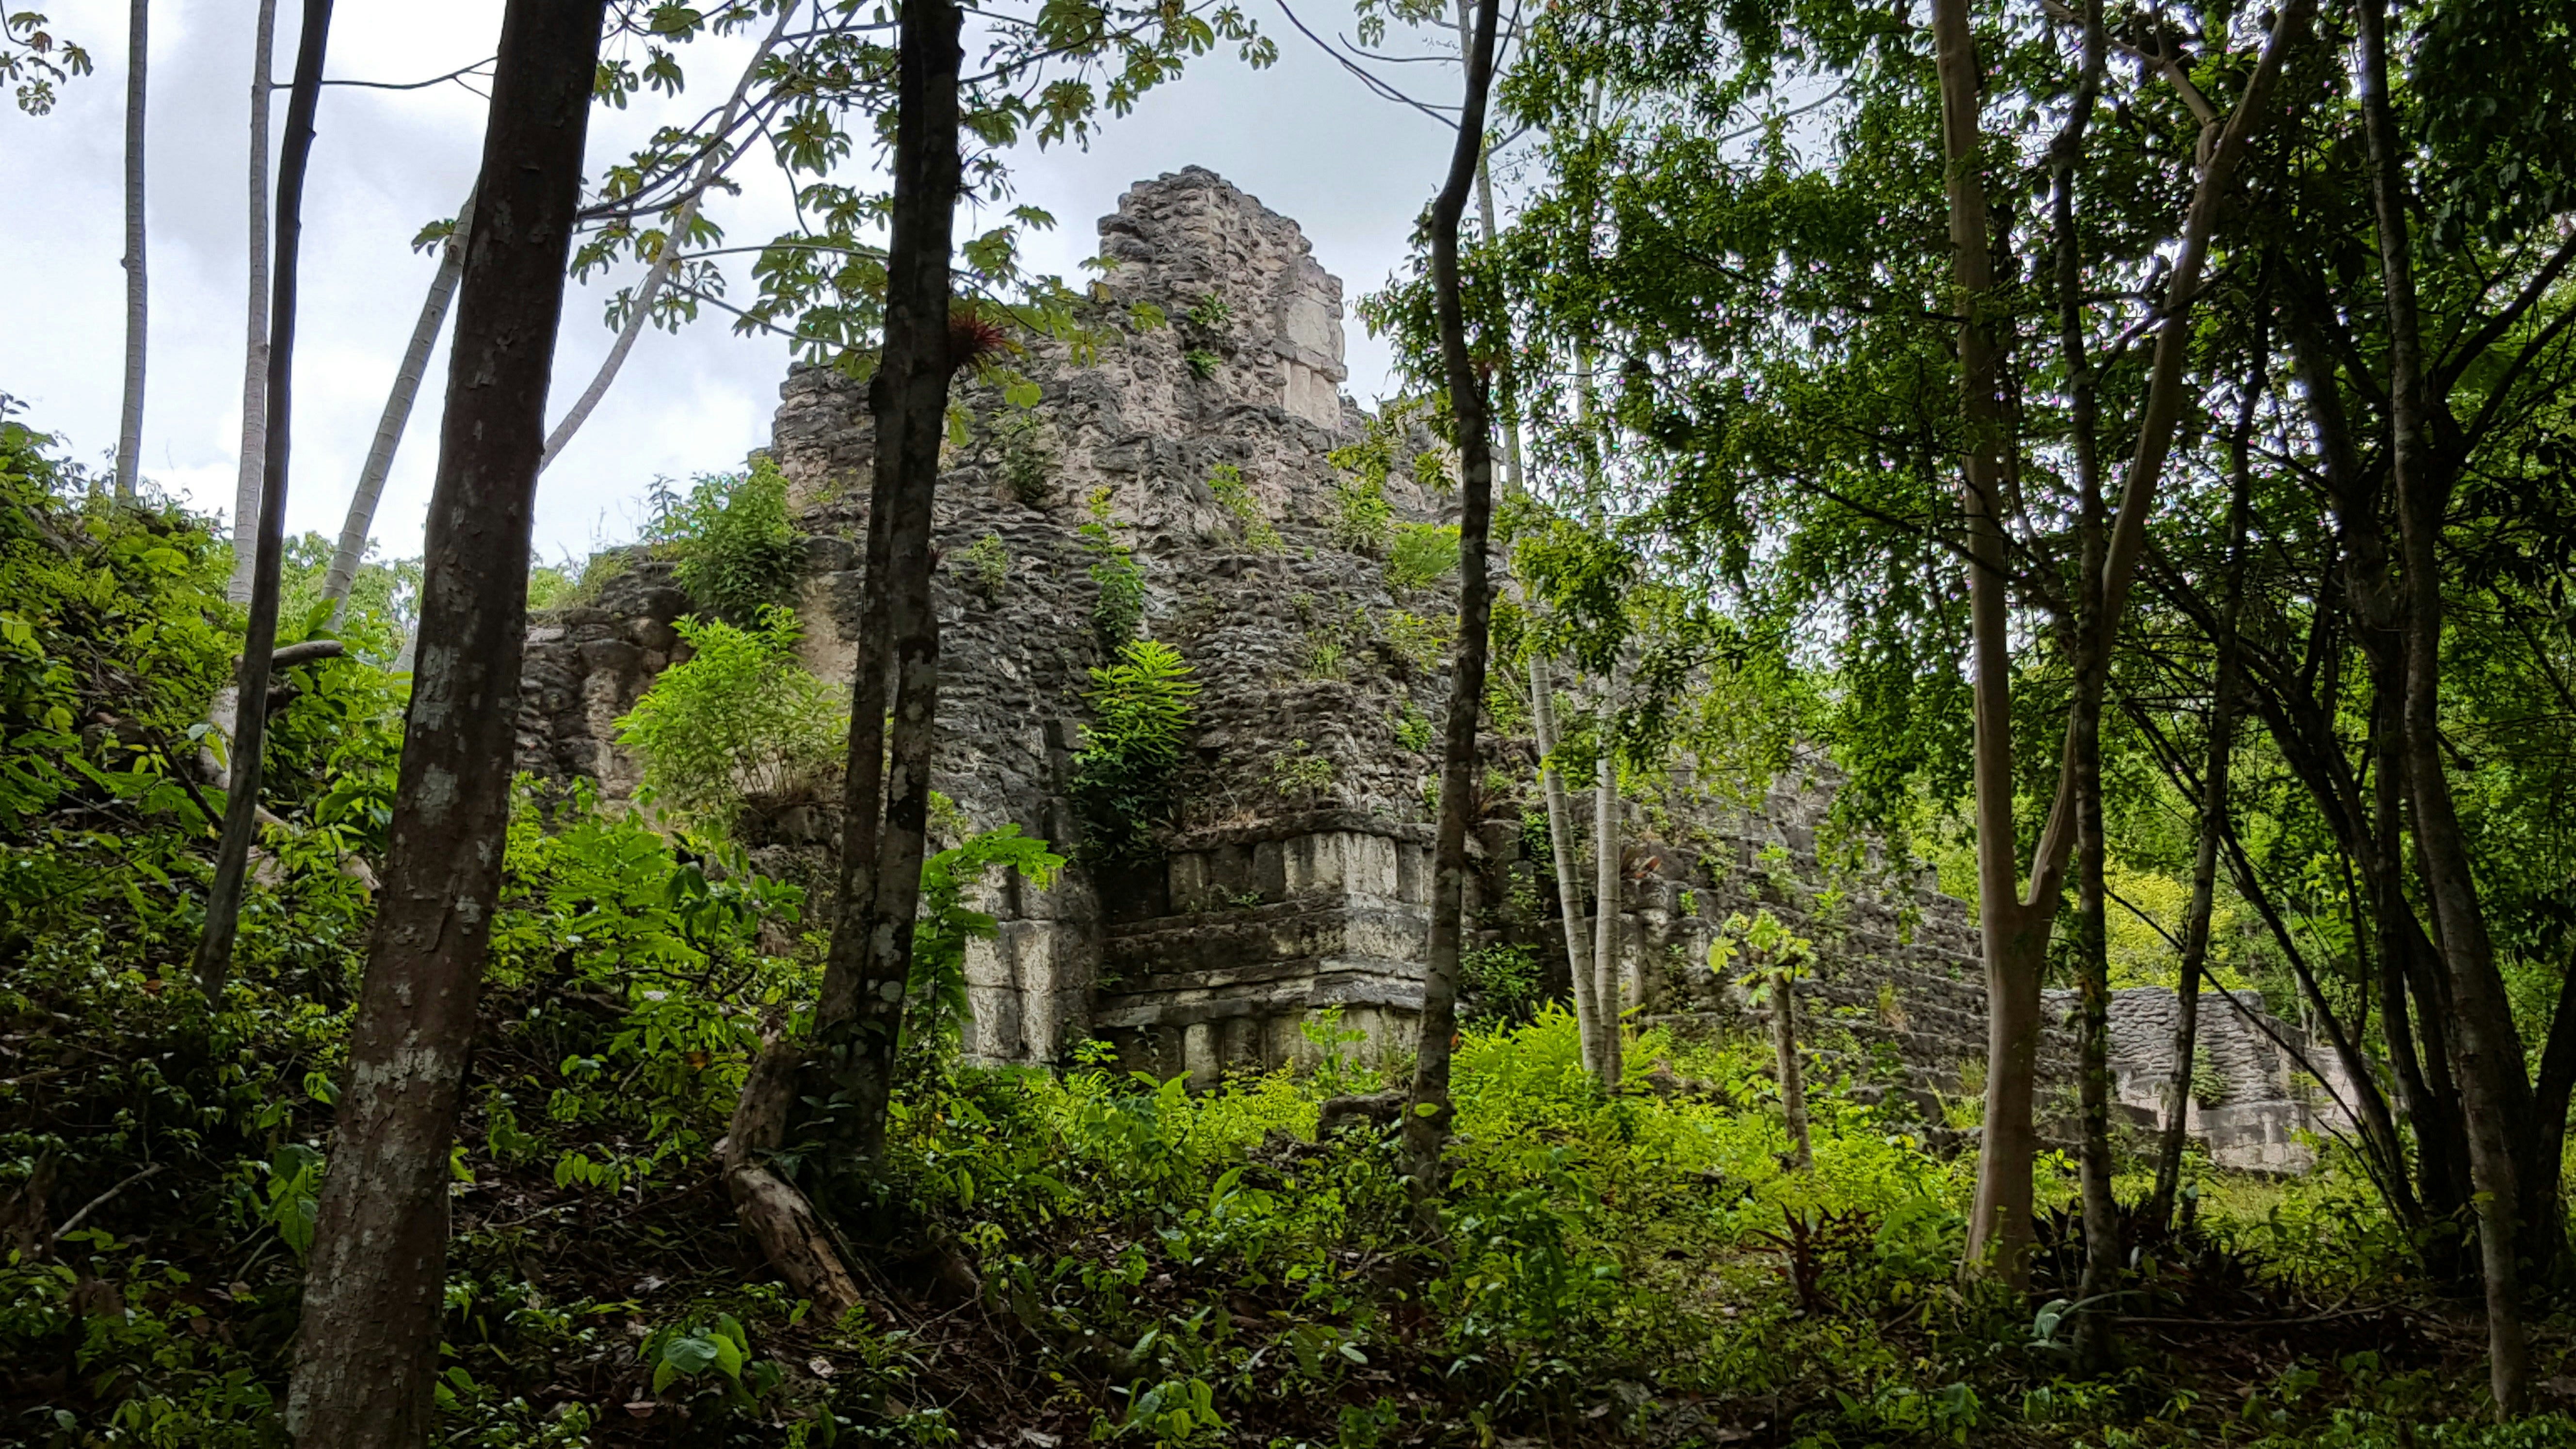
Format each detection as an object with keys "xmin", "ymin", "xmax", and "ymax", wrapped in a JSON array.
[{"xmin": 947, "ymin": 304, "xmax": 1012, "ymax": 374}]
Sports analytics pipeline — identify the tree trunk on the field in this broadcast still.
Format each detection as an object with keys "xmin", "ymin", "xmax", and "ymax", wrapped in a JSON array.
[
  {"xmin": 808, "ymin": 0, "xmax": 964, "ymax": 1170},
  {"xmin": 2148, "ymin": 368, "xmax": 2256, "ymax": 1226},
  {"xmin": 283, "ymin": 1, "xmax": 605, "ymax": 1440},
  {"xmin": 192, "ymin": 0, "xmax": 333, "ymax": 1001},
  {"xmin": 1401, "ymin": 0, "xmax": 1503, "ymax": 1205},
  {"xmin": 2284, "ymin": 308, "xmax": 2473, "ymax": 1239},
  {"xmin": 2355, "ymin": 0, "xmax": 2530, "ymax": 1411},
  {"xmin": 1529, "ymin": 654, "xmax": 1602, "ymax": 1078},
  {"xmin": 229, "ymin": 0, "xmax": 275, "ymax": 603},
  {"xmin": 114, "ymin": 0, "xmax": 147, "ymax": 504},
  {"xmin": 323, "ymin": 189, "xmax": 472, "ymax": 620},
  {"xmin": 2046, "ymin": 8, "xmax": 2118, "ymax": 1363},
  {"xmin": 1771, "ymin": 966, "xmax": 1811, "ymax": 1171},
  {"xmin": 1451, "ymin": 0, "xmax": 1525, "ymax": 500},
  {"xmin": 1932, "ymin": 0, "xmax": 2045, "ymax": 1284},
  {"xmin": 1593, "ymin": 686, "xmax": 1624, "ymax": 1088},
  {"xmin": 1946, "ymin": 0, "xmax": 2312, "ymax": 1283},
  {"xmin": 538, "ymin": 0, "xmax": 798, "ymax": 475},
  {"xmin": 2071, "ymin": 660, "xmax": 2118, "ymax": 1370}
]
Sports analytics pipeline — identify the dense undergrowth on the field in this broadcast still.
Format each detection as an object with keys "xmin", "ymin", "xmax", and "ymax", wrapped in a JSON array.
[{"xmin": 5, "ymin": 414, "xmax": 2575, "ymax": 1447}]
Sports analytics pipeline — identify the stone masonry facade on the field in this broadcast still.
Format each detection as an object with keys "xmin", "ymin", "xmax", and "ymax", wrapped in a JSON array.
[{"xmin": 515, "ymin": 167, "xmax": 2346, "ymax": 1172}]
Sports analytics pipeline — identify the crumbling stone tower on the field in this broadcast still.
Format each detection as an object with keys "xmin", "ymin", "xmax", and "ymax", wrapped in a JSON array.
[{"xmin": 515, "ymin": 167, "xmax": 2352, "ymax": 1172}]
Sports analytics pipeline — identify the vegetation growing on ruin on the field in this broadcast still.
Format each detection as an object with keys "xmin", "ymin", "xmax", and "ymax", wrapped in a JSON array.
[
  {"xmin": 1206, "ymin": 463, "xmax": 1280, "ymax": 551},
  {"xmin": 13, "ymin": 0, "xmax": 2576, "ymax": 1432},
  {"xmin": 1080, "ymin": 486, "xmax": 1148, "ymax": 650},
  {"xmin": 649, "ymin": 458, "xmax": 805, "ymax": 625},
  {"xmin": 3, "ymin": 390, "xmax": 2570, "ymax": 1446},
  {"xmin": 616, "ymin": 606, "xmax": 845, "ymax": 836},
  {"xmin": 1069, "ymin": 638, "xmax": 1202, "ymax": 861}
]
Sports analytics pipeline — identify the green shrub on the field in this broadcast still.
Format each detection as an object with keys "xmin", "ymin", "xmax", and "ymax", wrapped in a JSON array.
[
  {"xmin": 1185, "ymin": 294, "xmax": 1233, "ymax": 330},
  {"xmin": 961, "ymin": 531, "xmax": 1011, "ymax": 601},
  {"xmin": 1390, "ymin": 700, "xmax": 1434, "ymax": 753},
  {"xmin": 1386, "ymin": 609, "xmax": 1452, "ymax": 674},
  {"xmin": 1206, "ymin": 463, "xmax": 1280, "ymax": 551},
  {"xmin": 1080, "ymin": 486, "xmax": 1147, "ymax": 651},
  {"xmin": 1070, "ymin": 638, "xmax": 1201, "ymax": 860},
  {"xmin": 1330, "ymin": 475, "xmax": 1392, "ymax": 554},
  {"xmin": 1183, "ymin": 348, "xmax": 1222, "ymax": 379},
  {"xmin": 646, "ymin": 455, "xmax": 804, "ymax": 622},
  {"xmin": 525, "ymin": 548, "xmax": 630, "ymax": 613},
  {"xmin": 1461, "ymin": 943, "xmax": 1542, "ymax": 1027},
  {"xmin": 1387, "ymin": 521, "xmax": 1458, "ymax": 591},
  {"xmin": 614, "ymin": 605, "xmax": 845, "ymax": 837},
  {"xmin": 999, "ymin": 419, "xmax": 1054, "ymax": 506},
  {"xmin": 1270, "ymin": 740, "xmax": 1335, "ymax": 802}
]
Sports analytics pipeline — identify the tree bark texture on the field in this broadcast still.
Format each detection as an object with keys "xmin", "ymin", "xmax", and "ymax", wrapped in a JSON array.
[
  {"xmin": 193, "ymin": 0, "xmax": 333, "ymax": 1001},
  {"xmin": 1771, "ymin": 967, "xmax": 1811, "ymax": 1172},
  {"xmin": 323, "ymin": 189, "xmax": 472, "ymax": 619},
  {"xmin": 229, "ymin": 0, "xmax": 275, "ymax": 604},
  {"xmin": 1529, "ymin": 655, "xmax": 1603, "ymax": 1078},
  {"xmin": 1593, "ymin": 694, "xmax": 1624, "ymax": 1088},
  {"xmin": 813, "ymin": 0, "xmax": 964, "ymax": 1168},
  {"xmin": 1401, "ymin": 0, "xmax": 1503, "ymax": 1203},
  {"xmin": 2071, "ymin": 657, "xmax": 2118, "ymax": 1369},
  {"xmin": 284, "ymin": 0, "xmax": 605, "ymax": 1440},
  {"xmin": 115, "ymin": 0, "xmax": 148, "ymax": 503}
]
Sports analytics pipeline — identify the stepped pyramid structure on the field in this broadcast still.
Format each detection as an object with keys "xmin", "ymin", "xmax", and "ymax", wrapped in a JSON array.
[{"xmin": 515, "ymin": 167, "xmax": 2345, "ymax": 1172}]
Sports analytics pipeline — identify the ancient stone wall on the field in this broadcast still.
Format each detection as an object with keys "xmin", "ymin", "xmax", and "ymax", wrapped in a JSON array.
[{"xmin": 517, "ymin": 166, "xmax": 2347, "ymax": 1172}]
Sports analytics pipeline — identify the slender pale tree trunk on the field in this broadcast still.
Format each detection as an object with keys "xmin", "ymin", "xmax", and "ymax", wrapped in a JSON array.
[
  {"xmin": 192, "ymin": 0, "xmax": 333, "ymax": 1000},
  {"xmin": 322, "ymin": 190, "xmax": 473, "ymax": 619},
  {"xmin": 229, "ymin": 0, "xmax": 275, "ymax": 602},
  {"xmin": 1593, "ymin": 680, "xmax": 1624, "ymax": 1088},
  {"xmin": 1771, "ymin": 964, "xmax": 1811, "ymax": 1171},
  {"xmin": 114, "ymin": 0, "xmax": 148, "ymax": 503},
  {"xmin": 1401, "ymin": 0, "xmax": 1504, "ymax": 1205},
  {"xmin": 537, "ymin": 0, "xmax": 796, "ymax": 474},
  {"xmin": 2354, "ymin": 0, "xmax": 2530, "ymax": 1412},
  {"xmin": 1530, "ymin": 654, "xmax": 1602, "ymax": 1077},
  {"xmin": 1944, "ymin": 0, "xmax": 2312, "ymax": 1282},
  {"xmin": 285, "ymin": 0, "xmax": 606, "ymax": 1439},
  {"xmin": 2148, "ymin": 385, "xmax": 2255, "ymax": 1226},
  {"xmin": 1932, "ymin": 0, "xmax": 2046, "ymax": 1285}
]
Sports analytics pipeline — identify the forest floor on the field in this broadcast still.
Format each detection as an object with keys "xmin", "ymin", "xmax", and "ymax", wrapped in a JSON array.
[
  {"xmin": 10, "ymin": 943, "xmax": 2572, "ymax": 1449},
  {"xmin": 5, "ymin": 436, "xmax": 2574, "ymax": 1447}
]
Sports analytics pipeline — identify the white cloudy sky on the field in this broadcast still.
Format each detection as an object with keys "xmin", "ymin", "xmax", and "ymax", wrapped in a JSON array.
[{"xmin": 0, "ymin": 0, "xmax": 1466, "ymax": 563}]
